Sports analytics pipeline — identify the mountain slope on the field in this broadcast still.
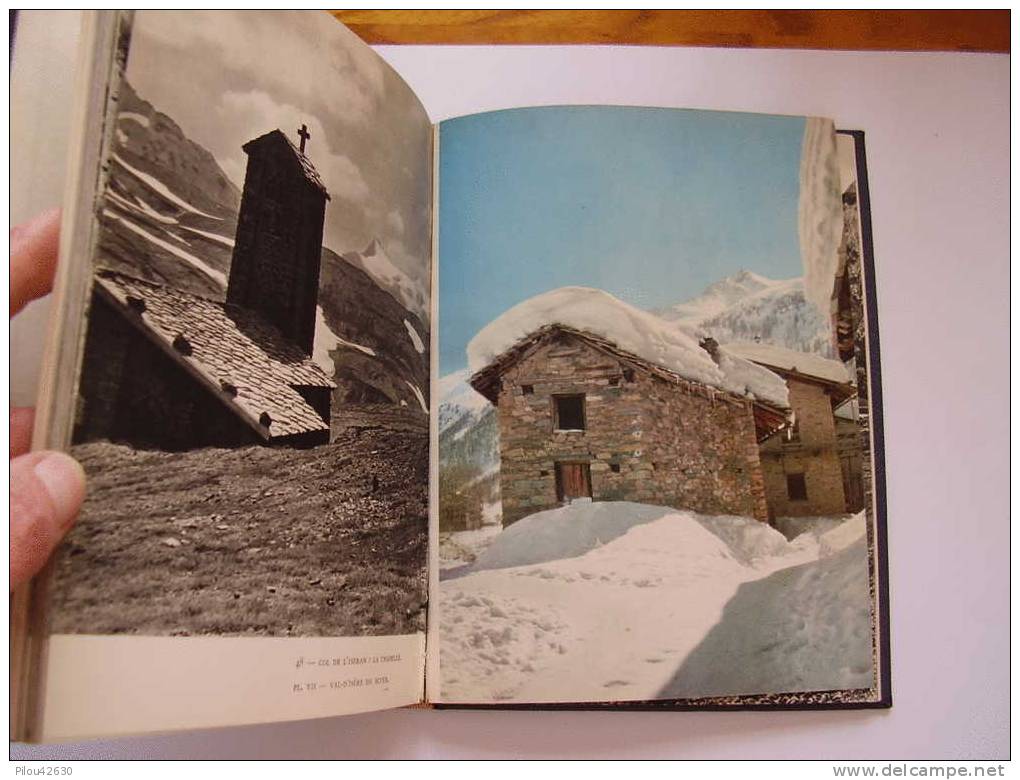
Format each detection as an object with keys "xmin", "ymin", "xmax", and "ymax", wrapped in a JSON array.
[
  {"xmin": 342, "ymin": 239, "xmax": 430, "ymax": 323},
  {"xmin": 438, "ymin": 370, "xmax": 498, "ymax": 475},
  {"xmin": 656, "ymin": 270, "xmax": 834, "ymax": 358}
]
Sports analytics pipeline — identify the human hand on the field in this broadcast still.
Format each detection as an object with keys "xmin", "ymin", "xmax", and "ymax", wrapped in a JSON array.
[{"xmin": 10, "ymin": 208, "xmax": 86, "ymax": 590}]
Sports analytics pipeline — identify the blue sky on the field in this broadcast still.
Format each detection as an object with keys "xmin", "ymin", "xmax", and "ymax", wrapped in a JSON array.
[{"xmin": 438, "ymin": 106, "xmax": 806, "ymax": 376}]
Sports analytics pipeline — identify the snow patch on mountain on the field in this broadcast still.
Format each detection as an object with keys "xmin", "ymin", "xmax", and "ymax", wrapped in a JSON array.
[
  {"xmin": 181, "ymin": 226, "xmax": 235, "ymax": 248},
  {"xmin": 403, "ymin": 318, "xmax": 425, "ymax": 354},
  {"xmin": 656, "ymin": 271, "xmax": 835, "ymax": 358},
  {"xmin": 404, "ymin": 380, "xmax": 428, "ymax": 414},
  {"xmin": 103, "ymin": 210, "xmax": 226, "ymax": 287},
  {"xmin": 112, "ymin": 153, "xmax": 221, "ymax": 220},
  {"xmin": 313, "ymin": 305, "xmax": 376, "ymax": 374},
  {"xmin": 343, "ymin": 239, "xmax": 428, "ymax": 321},
  {"xmin": 657, "ymin": 269, "xmax": 775, "ymax": 324},
  {"xmin": 106, "ymin": 190, "xmax": 178, "ymax": 226}
]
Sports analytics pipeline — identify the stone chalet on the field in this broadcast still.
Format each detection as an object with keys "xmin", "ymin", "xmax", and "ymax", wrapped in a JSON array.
[
  {"xmin": 74, "ymin": 125, "xmax": 336, "ymax": 450},
  {"xmin": 725, "ymin": 342, "xmax": 861, "ymax": 519},
  {"xmin": 469, "ymin": 325, "xmax": 790, "ymax": 527}
]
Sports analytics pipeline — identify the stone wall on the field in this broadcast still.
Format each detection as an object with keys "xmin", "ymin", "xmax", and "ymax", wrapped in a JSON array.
[
  {"xmin": 759, "ymin": 377, "xmax": 847, "ymax": 518},
  {"xmin": 494, "ymin": 332, "xmax": 769, "ymax": 526}
]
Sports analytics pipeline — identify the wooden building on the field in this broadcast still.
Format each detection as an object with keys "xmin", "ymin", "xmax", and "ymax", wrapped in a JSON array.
[
  {"xmin": 74, "ymin": 126, "xmax": 335, "ymax": 450},
  {"xmin": 831, "ymin": 181, "xmax": 874, "ymax": 514},
  {"xmin": 469, "ymin": 325, "xmax": 789, "ymax": 527}
]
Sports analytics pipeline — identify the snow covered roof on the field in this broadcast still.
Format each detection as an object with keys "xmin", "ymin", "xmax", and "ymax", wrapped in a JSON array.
[
  {"xmin": 723, "ymin": 341, "xmax": 851, "ymax": 385},
  {"xmin": 467, "ymin": 287, "xmax": 790, "ymax": 409},
  {"xmin": 95, "ymin": 271, "xmax": 334, "ymax": 441}
]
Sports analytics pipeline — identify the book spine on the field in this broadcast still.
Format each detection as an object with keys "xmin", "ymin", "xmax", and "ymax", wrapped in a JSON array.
[{"xmin": 10, "ymin": 10, "xmax": 133, "ymax": 743}]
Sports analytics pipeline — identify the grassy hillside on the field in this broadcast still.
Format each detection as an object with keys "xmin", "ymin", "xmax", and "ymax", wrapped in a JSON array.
[{"xmin": 50, "ymin": 429, "xmax": 427, "ymax": 637}]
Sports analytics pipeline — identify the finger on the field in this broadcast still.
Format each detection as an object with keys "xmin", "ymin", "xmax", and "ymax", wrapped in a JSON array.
[
  {"xmin": 10, "ymin": 407, "xmax": 35, "ymax": 458},
  {"xmin": 10, "ymin": 208, "xmax": 61, "ymax": 316},
  {"xmin": 10, "ymin": 450, "xmax": 86, "ymax": 590}
]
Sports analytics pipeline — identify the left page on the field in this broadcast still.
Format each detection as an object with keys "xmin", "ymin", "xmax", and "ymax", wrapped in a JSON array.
[{"xmin": 15, "ymin": 10, "xmax": 433, "ymax": 741}]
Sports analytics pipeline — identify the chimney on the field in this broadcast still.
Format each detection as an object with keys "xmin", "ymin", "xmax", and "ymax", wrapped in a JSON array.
[{"xmin": 699, "ymin": 336, "xmax": 720, "ymax": 363}]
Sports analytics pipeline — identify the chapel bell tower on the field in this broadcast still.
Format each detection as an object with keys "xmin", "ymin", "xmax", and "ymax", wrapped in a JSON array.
[{"xmin": 227, "ymin": 124, "xmax": 330, "ymax": 355}]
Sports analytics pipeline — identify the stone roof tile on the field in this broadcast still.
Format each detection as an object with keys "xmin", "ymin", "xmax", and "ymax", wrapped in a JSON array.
[{"xmin": 95, "ymin": 271, "xmax": 334, "ymax": 440}]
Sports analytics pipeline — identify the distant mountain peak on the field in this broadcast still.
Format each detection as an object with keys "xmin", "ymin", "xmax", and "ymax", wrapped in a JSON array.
[
  {"xmin": 654, "ymin": 271, "xmax": 834, "ymax": 358},
  {"xmin": 702, "ymin": 269, "xmax": 773, "ymax": 296},
  {"xmin": 343, "ymin": 238, "xmax": 428, "ymax": 321}
]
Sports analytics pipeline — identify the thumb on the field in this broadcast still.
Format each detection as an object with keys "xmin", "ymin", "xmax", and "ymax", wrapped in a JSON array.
[{"xmin": 10, "ymin": 451, "xmax": 86, "ymax": 590}]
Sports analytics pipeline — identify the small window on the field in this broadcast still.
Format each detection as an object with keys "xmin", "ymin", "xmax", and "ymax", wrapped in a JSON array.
[
  {"xmin": 553, "ymin": 394, "xmax": 586, "ymax": 431},
  {"xmin": 521, "ymin": 384, "xmax": 534, "ymax": 395},
  {"xmin": 786, "ymin": 473, "xmax": 808, "ymax": 501},
  {"xmin": 609, "ymin": 376, "xmax": 621, "ymax": 387},
  {"xmin": 623, "ymin": 368, "xmax": 636, "ymax": 383},
  {"xmin": 609, "ymin": 463, "xmax": 621, "ymax": 474}
]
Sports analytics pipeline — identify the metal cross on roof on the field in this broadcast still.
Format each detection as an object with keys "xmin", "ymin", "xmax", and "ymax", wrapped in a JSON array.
[{"xmin": 297, "ymin": 123, "xmax": 310, "ymax": 153}]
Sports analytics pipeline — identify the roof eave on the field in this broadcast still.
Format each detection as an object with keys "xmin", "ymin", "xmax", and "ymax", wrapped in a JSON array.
[
  {"xmin": 468, "ymin": 324, "xmax": 791, "ymax": 415},
  {"xmin": 94, "ymin": 281, "xmax": 295, "ymax": 443}
]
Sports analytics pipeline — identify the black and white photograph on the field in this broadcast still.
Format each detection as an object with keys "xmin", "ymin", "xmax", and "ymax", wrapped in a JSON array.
[{"xmin": 49, "ymin": 10, "xmax": 433, "ymax": 638}]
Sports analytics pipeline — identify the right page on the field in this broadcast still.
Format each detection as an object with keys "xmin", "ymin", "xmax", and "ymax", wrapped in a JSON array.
[{"xmin": 432, "ymin": 106, "xmax": 889, "ymax": 708}]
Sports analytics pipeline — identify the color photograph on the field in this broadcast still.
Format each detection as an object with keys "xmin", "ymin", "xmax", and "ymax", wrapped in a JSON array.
[{"xmin": 436, "ymin": 106, "xmax": 880, "ymax": 704}]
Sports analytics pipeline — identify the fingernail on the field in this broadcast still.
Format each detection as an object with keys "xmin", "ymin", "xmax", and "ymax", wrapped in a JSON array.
[{"xmin": 33, "ymin": 452, "xmax": 86, "ymax": 530}]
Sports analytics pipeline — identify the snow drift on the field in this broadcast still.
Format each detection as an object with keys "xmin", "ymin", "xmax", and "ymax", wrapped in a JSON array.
[
  {"xmin": 470, "ymin": 501, "xmax": 677, "ymax": 572},
  {"xmin": 658, "ymin": 534, "xmax": 873, "ymax": 698},
  {"xmin": 440, "ymin": 501, "xmax": 871, "ymax": 703},
  {"xmin": 467, "ymin": 287, "xmax": 789, "ymax": 408},
  {"xmin": 468, "ymin": 500, "xmax": 814, "ymax": 574}
]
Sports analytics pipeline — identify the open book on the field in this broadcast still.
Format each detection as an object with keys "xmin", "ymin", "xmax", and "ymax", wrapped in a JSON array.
[{"xmin": 11, "ymin": 10, "xmax": 891, "ymax": 742}]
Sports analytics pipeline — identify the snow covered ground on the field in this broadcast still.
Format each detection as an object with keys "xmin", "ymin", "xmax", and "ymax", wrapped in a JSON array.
[
  {"xmin": 438, "ymin": 502, "xmax": 871, "ymax": 703},
  {"xmin": 439, "ymin": 522, "xmax": 503, "ymax": 571}
]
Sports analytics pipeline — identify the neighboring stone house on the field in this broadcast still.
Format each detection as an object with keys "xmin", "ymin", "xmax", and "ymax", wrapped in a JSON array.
[
  {"xmin": 75, "ymin": 126, "xmax": 335, "ymax": 450},
  {"xmin": 725, "ymin": 341, "xmax": 859, "ymax": 519},
  {"xmin": 469, "ymin": 324, "xmax": 789, "ymax": 527},
  {"xmin": 835, "ymin": 402, "xmax": 866, "ymax": 513}
]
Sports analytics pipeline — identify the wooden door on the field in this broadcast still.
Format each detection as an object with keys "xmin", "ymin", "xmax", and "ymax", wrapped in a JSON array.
[{"xmin": 555, "ymin": 462, "xmax": 592, "ymax": 502}]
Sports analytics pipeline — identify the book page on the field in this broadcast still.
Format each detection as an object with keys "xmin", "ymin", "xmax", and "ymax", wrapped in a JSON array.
[
  {"xmin": 431, "ymin": 106, "xmax": 887, "ymax": 707},
  {"xmin": 24, "ymin": 10, "xmax": 433, "ymax": 740}
]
